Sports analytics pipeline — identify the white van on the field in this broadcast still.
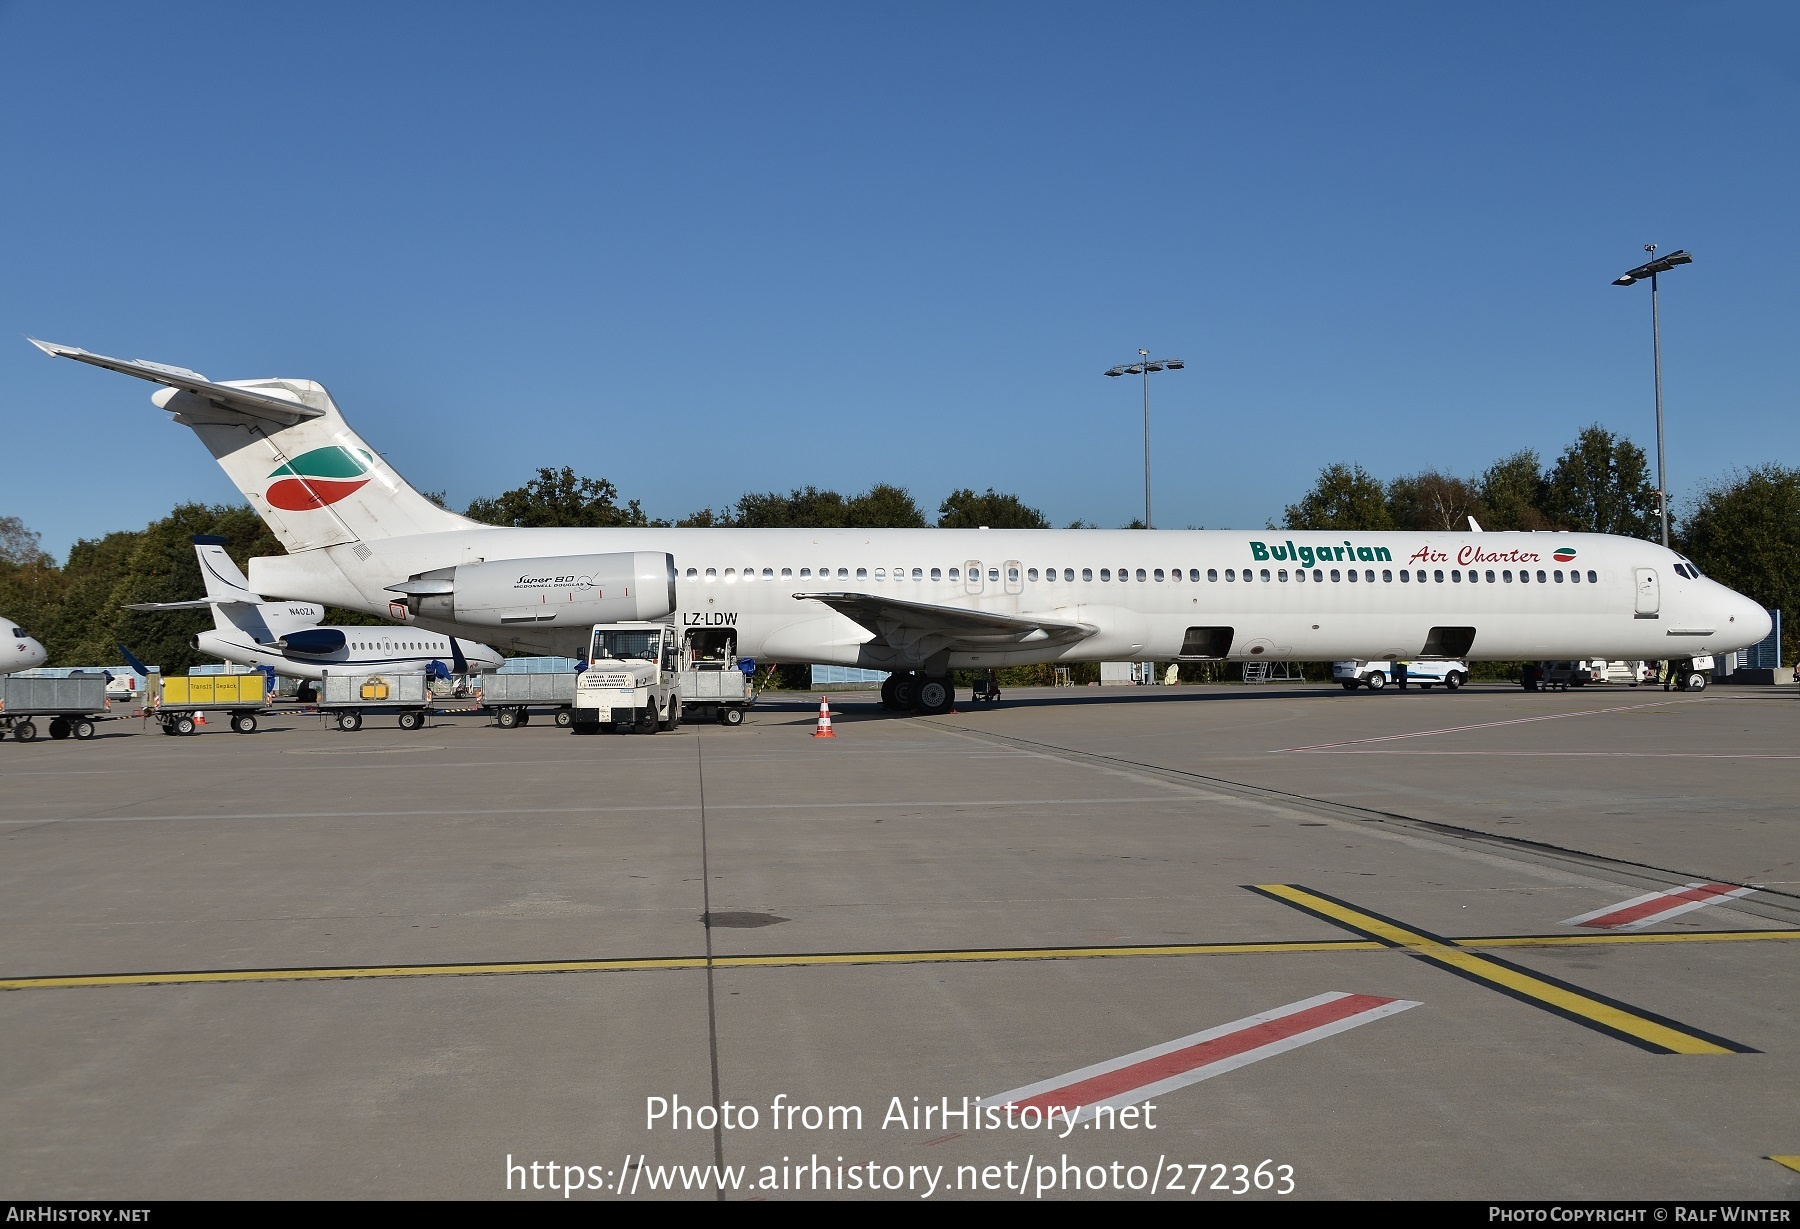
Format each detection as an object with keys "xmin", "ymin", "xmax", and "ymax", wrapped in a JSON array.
[{"xmin": 1332, "ymin": 660, "xmax": 1469, "ymax": 691}]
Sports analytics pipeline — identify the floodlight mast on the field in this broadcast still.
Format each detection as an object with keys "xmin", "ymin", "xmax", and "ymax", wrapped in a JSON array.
[
  {"xmin": 1103, "ymin": 351, "xmax": 1184, "ymax": 529},
  {"xmin": 1612, "ymin": 246, "xmax": 1692, "ymax": 548}
]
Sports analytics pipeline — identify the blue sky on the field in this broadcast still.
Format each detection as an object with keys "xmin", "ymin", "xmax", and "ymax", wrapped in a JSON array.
[{"xmin": 4, "ymin": 2, "xmax": 1795, "ymax": 558}]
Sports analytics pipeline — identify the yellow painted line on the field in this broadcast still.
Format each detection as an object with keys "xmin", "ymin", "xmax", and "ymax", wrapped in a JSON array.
[
  {"xmin": 1769, "ymin": 1156, "xmax": 1800, "ymax": 1174},
  {"xmin": 1251, "ymin": 884, "xmax": 1756, "ymax": 1056},
  {"xmin": 4, "ymin": 927, "xmax": 1794, "ymax": 993}
]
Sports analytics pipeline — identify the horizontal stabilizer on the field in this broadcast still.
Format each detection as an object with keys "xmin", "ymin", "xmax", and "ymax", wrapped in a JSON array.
[
  {"xmin": 28, "ymin": 339, "xmax": 325, "ymax": 427},
  {"xmin": 124, "ymin": 599, "xmax": 218, "ymax": 612}
]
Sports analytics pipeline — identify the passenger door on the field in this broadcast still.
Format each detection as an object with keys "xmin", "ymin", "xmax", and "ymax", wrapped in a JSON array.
[
  {"xmin": 1634, "ymin": 568, "xmax": 1660, "ymax": 617},
  {"xmin": 1003, "ymin": 559, "xmax": 1023, "ymax": 595}
]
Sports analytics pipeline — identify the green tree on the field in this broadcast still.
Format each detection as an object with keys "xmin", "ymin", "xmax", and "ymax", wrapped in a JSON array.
[
  {"xmin": 1541, "ymin": 426, "xmax": 1660, "ymax": 538},
  {"xmin": 730, "ymin": 484, "xmax": 927, "ymax": 528},
  {"xmin": 1283, "ymin": 463, "xmax": 1394, "ymax": 531},
  {"xmin": 937, "ymin": 488, "xmax": 1050, "ymax": 529},
  {"xmin": 848, "ymin": 484, "xmax": 928, "ymax": 528},
  {"xmin": 1478, "ymin": 450, "xmax": 1554, "ymax": 531},
  {"xmin": 1, "ymin": 515, "xmax": 52, "ymax": 567},
  {"xmin": 465, "ymin": 467, "xmax": 658, "ymax": 528},
  {"xmin": 1386, "ymin": 470, "xmax": 1486, "ymax": 532},
  {"xmin": 1681, "ymin": 464, "xmax": 1800, "ymax": 666}
]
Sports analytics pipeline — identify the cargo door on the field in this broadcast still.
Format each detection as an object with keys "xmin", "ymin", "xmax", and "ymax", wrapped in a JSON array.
[{"xmin": 1634, "ymin": 568, "xmax": 1660, "ymax": 617}]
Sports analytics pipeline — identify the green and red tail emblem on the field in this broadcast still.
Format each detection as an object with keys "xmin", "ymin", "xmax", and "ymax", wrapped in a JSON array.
[
  {"xmin": 1552, "ymin": 546, "xmax": 1578, "ymax": 563},
  {"xmin": 266, "ymin": 446, "xmax": 375, "ymax": 511}
]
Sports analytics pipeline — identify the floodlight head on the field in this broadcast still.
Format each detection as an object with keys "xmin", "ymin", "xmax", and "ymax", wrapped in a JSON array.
[
  {"xmin": 1613, "ymin": 274, "xmax": 1638, "ymax": 286},
  {"xmin": 1124, "ymin": 364, "xmax": 1145, "ymax": 375},
  {"xmin": 1143, "ymin": 362, "xmax": 1165, "ymax": 372},
  {"xmin": 1614, "ymin": 248, "xmax": 1694, "ymax": 285},
  {"xmin": 1164, "ymin": 359, "xmax": 1185, "ymax": 369},
  {"xmin": 1104, "ymin": 366, "xmax": 1125, "ymax": 377}
]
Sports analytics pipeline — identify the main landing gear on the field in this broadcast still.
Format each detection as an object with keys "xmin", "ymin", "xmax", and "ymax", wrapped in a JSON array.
[{"xmin": 880, "ymin": 671, "xmax": 954, "ymax": 716}]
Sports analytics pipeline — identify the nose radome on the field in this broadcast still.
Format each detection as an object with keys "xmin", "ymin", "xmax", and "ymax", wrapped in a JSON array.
[{"xmin": 1737, "ymin": 596, "xmax": 1773, "ymax": 646}]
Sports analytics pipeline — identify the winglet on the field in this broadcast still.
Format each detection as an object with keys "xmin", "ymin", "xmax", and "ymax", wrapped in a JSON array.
[{"xmin": 117, "ymin": 643, "xmax": 153, "ymax": 677}]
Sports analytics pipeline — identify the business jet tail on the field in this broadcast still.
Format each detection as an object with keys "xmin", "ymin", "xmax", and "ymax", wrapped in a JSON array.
[
  {"xmin": 124, "ymin": 539, "xmax": 328, "ymax": 643},
  {"xmin": 30, "ymin": 340, "xmax": 477, "ymax": 554}
]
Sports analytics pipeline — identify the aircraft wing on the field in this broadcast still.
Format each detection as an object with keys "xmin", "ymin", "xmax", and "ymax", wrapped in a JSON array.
[
  {"xmin": 123, "ymin": 599, "xmax": 218, "ymax": 612},
  {"xmin": 28, "ymin": 339, "xmax": 324, "ymax": 427},
  {"xmin": 793, "ymin": 591, "xmax": 1095, "ymax": 656}
]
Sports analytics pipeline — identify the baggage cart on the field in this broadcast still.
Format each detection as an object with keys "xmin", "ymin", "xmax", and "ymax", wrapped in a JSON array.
[
  {"xmin": 320, "ymin": 671, "xmax": 433, "ymax": 731},
  {"xmin": 477, "ymin": 671, "xmax": 577, "ymax": 729},
  {"xmin": 0, "ymin": 675, "xmax": 112, "ymax": 742},
  {"xmin": 154, "ymin": 674, "xmax": 271, "ymax": 735}
]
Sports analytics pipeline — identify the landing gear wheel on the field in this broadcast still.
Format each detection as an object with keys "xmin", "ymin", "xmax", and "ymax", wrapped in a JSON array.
[
  {"xmin": 72, "ymin": 720, "xmax": 96, "ymax": 740},
  {"xmin": 49, "ymin": 718, "xmax": 70, "ymax": 740},
  {"xmin": 890, "ymin": 673, "xmax": 918, "ymax": 711},
  {"xmin": 15, "ymin": 720, "xmax": 38, "ymax": 741},
  {"xmin": 175, "ymin": 716, "xmax": 197, "ymax": 735},
  {"xmin": 915, "ymin": 676, "xmax": 953, "ymax": 715},
  {"xmin": 554, "ymin": 707, "xmax": 572, "ymax": 728},
  {"xmin": 721, "ymin": 706, "xmax": 744, "ymax": 726},
  {"xmin": 231, "ymin": 714, "xmax": 258, "ymax": 734},
  {"xmin": 398, "ymin": 710, "xmax": 424, "ymax": 731},
  {"xmin": 1685, "ymin": 672, "xmax": 1708, "ymax": 692},
  {"xmin": 636, "ymin": 707, "xmax": 660, "ymax": 734},
  {"xmin": 496, "ymin": 708, "xmax": 520, "ymax": 729},
  {"xmin": 1444, "ymin": 671, "xmax": 1466, "ymax": 692},
  {"xmin": 338, "ymin": 711, "xmax": 363, "ymax": 732},
  {"xmin": 1364, "ymin": 672, "xmax": 1387, "ymax": 691}
]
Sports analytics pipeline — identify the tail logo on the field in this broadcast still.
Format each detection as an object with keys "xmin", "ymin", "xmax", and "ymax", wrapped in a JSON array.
[
  {"xmin": 1552, "ymin": 547, "xmax": 1578, "ymax": 563},
  {"xmin": 266, "ymin": 447, "xmax": 376, "ymax": 511}
]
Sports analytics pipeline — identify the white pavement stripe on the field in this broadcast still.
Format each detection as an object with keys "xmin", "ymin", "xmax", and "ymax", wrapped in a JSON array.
[
  {"xmin": 1562, "ymin": 882, "xmax": 1757, "ymax": 930},
  {"xmin": 982, "ymin": 991, "xmax": 1419, "ymax": 1124},
  {"xmin": 1274, "ymin": 697, "xmax": 1712, "ymax": 753}
]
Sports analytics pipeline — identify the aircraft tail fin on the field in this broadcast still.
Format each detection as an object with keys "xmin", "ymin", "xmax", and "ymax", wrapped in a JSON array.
[
  {"xmin": 192, "ymin": 537, "xmax": 262, "ymax": 604},
  {"xmin": 31, "ymin": 340, "xmax": 479, "ymax": 553}
]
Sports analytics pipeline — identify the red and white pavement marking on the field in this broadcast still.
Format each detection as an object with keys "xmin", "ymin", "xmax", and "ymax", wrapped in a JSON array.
[
  {"xmin": 982, "ymin": 991, "xmax": 1418, "ymax": 1124},
  {"xmin": 1562, "ymin": 882, "xmax": 1757, "ymax": 931}
]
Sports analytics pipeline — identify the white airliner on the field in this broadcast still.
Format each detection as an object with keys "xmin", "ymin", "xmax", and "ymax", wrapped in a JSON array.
[
  {"xmin": 4, "ymin": 618, "xmax": 48, "ymax": 674},
  {"xmin": 33, "ymin": 340, "xmax": 1771, "ymax": 715},
  {"xmin": 125, "ymin": 538, "xmax": 504, "ymax": 682}
]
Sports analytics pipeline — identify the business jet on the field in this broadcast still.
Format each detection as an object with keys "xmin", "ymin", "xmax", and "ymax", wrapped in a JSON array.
[
  {"xmin": 33, "ymin": 340, "xmax": 1772, "ymax": 716},
  {"xmin": 125, "ymin": 537, "xmax": 504, "ymax": 682},
  {"xmin": 4, "ymin": 617, "xmax": 48, "ymax": 674}
]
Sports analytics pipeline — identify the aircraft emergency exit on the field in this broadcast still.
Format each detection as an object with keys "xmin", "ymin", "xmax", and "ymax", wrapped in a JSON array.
[
  {"xmin": 34, "ymin": 339, "xmax": 1772, "ymax": 715},
  {"xmin": 125, "ymin": 538, "xmax": 504, "ymax": 681}
]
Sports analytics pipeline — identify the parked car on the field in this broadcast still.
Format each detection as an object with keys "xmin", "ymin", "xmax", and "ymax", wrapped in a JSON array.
[{"xmin": 1332, "ymin": 660, "xmax": 1469, "ymax": 692}]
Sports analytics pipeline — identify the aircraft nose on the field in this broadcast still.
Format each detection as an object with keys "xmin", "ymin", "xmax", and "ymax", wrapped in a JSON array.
[{"xmin": 1734, "ymin": 595, "xmax": 1772, "ymax": 647}]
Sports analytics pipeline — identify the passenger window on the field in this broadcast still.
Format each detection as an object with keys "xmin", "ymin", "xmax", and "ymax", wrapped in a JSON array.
[
  {"xmin": 1153, "ymin": 569, "xmax": 1164, "ymax": 582},
  {"xmin": 931, "ymin": 568, "xmax": 941, "ymax": 580},
  {"xmin": 988, "ymin": 567, "xmax": 999, "ymax": 582},
  {"xmin": 705, "ymin": 568, "xmax": 717, "ymax": 580},
  {"xmin": 1433, "ymin": 570, "xmax": 1443, "ymax": 583},
  {"xmin": 1570, "ymin": 570, "xmax": 1580, "ymax": 584},
  {"xmin": 1062, "ymin": 568, "xmax": 1072, "ymax": 581},
  {"xmin": 1554, "ymin": 570, "xmax": 1564, "ymax": 582},
  {"xmin": 724, "ymin": 568, "xmax": 736, "ymax": 580},
  {"xmin": 1278, "ymin": 569, "xmax": 1289, "ymax": 582},
  {"xmin": 874, "ymin": 568, "xmax": 885, "ymax": 580},
  {"xmin": 1346, "ymin": 569, "xmax": 1357, "ymax": 582},
  {"xmin": 1587, "ymin": 570, "xmax": 1597, "ymax": 583},
  {"xmin": 1082, "ymin": 568, "xmax": 1093, "ymax": 581},
  {"xmin": 1520, "ymin": 570, "xmax": 1531, "ymax": 583},
  {"xmin": 1295, "ymin": 569, "xmax": 1306, "ymax": 582},
  {"xmin": 1537, "ymin": 570, "xmax": 1547, "ymax": 583},
  {"xmin": 1101, "ymin": 568, "xmax": 1112, "ymax": 581},
  {"xmin": 1028, "ymin": 568, "xmax": 1038, "ymax": 581},
  {"xmin": 837, "ymin": 567, "xmax": 848, "ymax": 579},
  {"xmin": 1007, "ymin": 567, "xmax": 1018, "ymax": 583},
  {"xmin": 1468, "ymin": 570, "xmax": 1479, "ymax": 584},
  {"xmin": 949, "ymin": 568, "xmax": 959, "ymax": 581},
  {"xmin": 1169, "ymin": 567, "xmax": 1180, "ymax": 582},
  {"xmin": 912, "ymin": 568, "xmax": 922, "ymax": 580},
  {"xmin": 1451, "ymin": 570, "xmax": 1461, "ymax": 582},
  {"xmin": 762, "ymin": 567, "xmax": 773, "ymax": 579},
  {"xmin": 1189, "ymin": 569, "xmax": 1200, "ymax": 581},
  {"xmin": 1364, "ymin": 570, "xmax": 1374, "ymax": 582},
  {"xmin": 1383, "ymin": 569, "xmax": 1393, "ymax": 582},
  {"xmin": 799, "ymin": 568, "xmax": 811, "ymax": 577},
  {"xmin": 1262, "ymin": 569, "xmax": 1271, "ymax": 582},
  {"xmin": 781, "ymin": 567, "xmax": 792, "ymax": 578},
  {"xmin": 1135, "ymin": 568, "xmax": 1147, "ymax": 582},
  {"xmin": 1503, "ymin": 570, "xmax": 1512, "ymax": 582},
  {"xmin": 1330, "ymin": 569, "xmax": 1341, "ymax": 582},
  {"xmin": 856, "ymin": 568, "xmax": 868, "ymax": 579},
  {"xmin": 1399, "ymin": 570, "xmax": 1409, "ymax": 583},
  {"xmin": 1116, "ymin": 566, "xmax": 1127, "ymax": 581},
  {"xmin": 1224, "ymin": 569, "xmax": 1235, "ymax": 581},
  {"xmin": 1207, "ymin": 569, "xmax": 1218, "ymax": 582},
  {"xmin": 685, "ymin": 567, "xmax": 697, "ymax": 578}
]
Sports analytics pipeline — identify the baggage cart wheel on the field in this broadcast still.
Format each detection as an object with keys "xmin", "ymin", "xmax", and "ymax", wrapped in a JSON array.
[
  {"xmin": 398, "ymin": 710, "xmax": 424, "ymax": 731},
  {"xmin": 14, "ymin": 720, "xmax": 38, "ymax": 742},
  {"xmin": 496, "ymin": 708, "xmax": 520, "ymax": 729},
  {"xmin": 160, "ymin": 719, "xmax": 179, "ymax": 735},
  {"xmin": 175, "ymin": 716, "xmax": 197, "ymax": 736},
  {"xmin": 231, "ymin": 714, "xmax": 258, "ymax": 734},
  {"xmin": 721, "ymin": 706, "xmax": 744, "ymax": 726},
  {"xmin": 49, "ymin": 718, "xmax": 71, "ymax": 740},
  {"xmin": 72, "ymin": 720, "xmax": 96, "ymax": 740},
  {"xmin": 554, "ymin": 707, "xmax": 572, "ymax": 728},
  {"xmin": 338, "ymin": 711, "xmax": 363, "ymax": 732},
  {"xmin": 516, "ymin": 710, "xmax": 530, "ymax": 726}
]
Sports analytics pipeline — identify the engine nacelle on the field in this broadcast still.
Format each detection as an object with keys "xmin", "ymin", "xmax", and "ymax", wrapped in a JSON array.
[{"xmin": 387, "ymin": 552, "xmax": 676, "ymax": 629}]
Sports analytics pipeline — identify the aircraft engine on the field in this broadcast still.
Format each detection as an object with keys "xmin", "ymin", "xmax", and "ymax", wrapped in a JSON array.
[{"xmin": 387, "ymin": 552, "xmax": 676, "ymax": 629}]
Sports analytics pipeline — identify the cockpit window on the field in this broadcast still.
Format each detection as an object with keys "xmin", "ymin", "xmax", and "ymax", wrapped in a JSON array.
[{"xmin": 9, "ymin": 628, "xmax": 22, "ymax": 639}]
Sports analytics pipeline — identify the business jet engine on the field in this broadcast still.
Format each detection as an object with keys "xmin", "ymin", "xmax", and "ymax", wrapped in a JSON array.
[{"xmin": 386, "ymin": 552, "xmax": 676, "ymax": 629}]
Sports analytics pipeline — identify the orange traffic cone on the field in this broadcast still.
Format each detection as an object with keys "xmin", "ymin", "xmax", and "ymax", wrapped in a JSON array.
[
  {"xmin": 812, "ymin": 696, "xmax": 836, "ymax": 738},
  {"xmin": 195, "ymin": 711, "xmax": 207, "ymax": 726}
]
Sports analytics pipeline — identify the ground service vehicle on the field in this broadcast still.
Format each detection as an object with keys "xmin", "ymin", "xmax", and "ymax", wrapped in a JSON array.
[
  {"xmin": 1332, "ymin": 659, "xmax": 1468, "ymax": 692},
  {"xmin": 0, "ymin": 675, "xmax": 110, "ymax": 741},
  {"xmin": 155, "ymin": 673, "xmax": 269, "ymax": 734},
  {"xmin": 573, "ymin": 620, "xmax": 682, "ymax": 734},
  {"xmin": 679, "ymin": 627, "xmax": 755, "ymax": 725},
  {"xmin": 320, "ymin": 671, "xmax": 434, "ymax": 730}
]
